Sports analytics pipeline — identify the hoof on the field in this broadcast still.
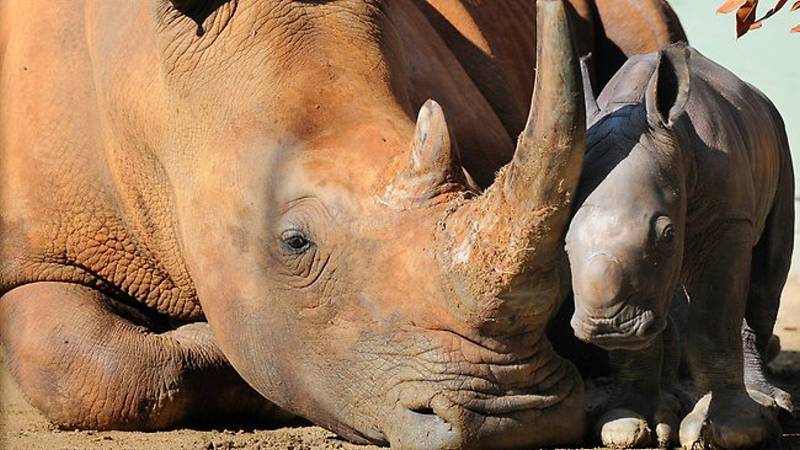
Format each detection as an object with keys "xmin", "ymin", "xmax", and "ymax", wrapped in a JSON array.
[
  {"xmin": 593, "ymin": 389, "xmax": 683, "ymax": 449},
  {"xmin": 679, "ymin": 392, "xmax": 781, "ymax": 450},
  {"xmin": 653, "ymin": 405, "xmax": 679, "ymax": 448},
  {"xmin": 748, "ymin": 383, "xmax": 795, "ymax": 415},
  {"xmin": 597, "ymin": 408, "xmax": 652, "ymax": 448}
]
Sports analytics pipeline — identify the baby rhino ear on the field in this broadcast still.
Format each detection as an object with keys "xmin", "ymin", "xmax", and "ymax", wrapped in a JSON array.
[{"xmin": 645, "ymin": 43, "xmax": 691, "ymax": 128}]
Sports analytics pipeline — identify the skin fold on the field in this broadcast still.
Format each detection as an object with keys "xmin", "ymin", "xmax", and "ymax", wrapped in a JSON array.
[
  {"xmin": 566, "ymin": 44, "xmax": 794, "ymax": 449},
  {"xmin": 1, "ymin": 0, "xmax": 683, "ymax": 448}
]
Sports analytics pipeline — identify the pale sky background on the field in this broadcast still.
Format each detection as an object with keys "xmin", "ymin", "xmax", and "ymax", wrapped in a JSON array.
[{"xmin": 669, "ymin": 1, "xmax": 800, "ymax": 273}]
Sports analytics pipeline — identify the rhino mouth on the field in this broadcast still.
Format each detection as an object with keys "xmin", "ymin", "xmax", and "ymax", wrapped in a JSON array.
[
  {"xmin": 571, "ymin": 306, "xmax": 666, "ymax": 350},
  {"xmin": 384, "ymin": 372, "xmax": 581, "ymax": 449},
  {"xmin": 394, "ymin": 361, "xmax": 577, "ymax": 414},
  {"xmin": 369, "ymin": 328, "xmax": 582, "ymax": 449},
  {"xmin": 389, "ymin": 383, "xmax": 579, "ymax": 449}
]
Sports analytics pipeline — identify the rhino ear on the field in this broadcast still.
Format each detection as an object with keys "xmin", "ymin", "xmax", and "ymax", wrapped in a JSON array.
[{"xmin": 645, "ymin": 44, "xmax": 691, "ymax": 128}]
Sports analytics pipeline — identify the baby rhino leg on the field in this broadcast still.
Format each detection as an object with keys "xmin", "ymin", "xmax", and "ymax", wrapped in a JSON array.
[
  {"xmin": 680, "ymin": 229, "xmax": 781, "ymax": 450},
  {"xmin": 743, "ymin": 185, "xmax": 795, "ymax": 414},
  {"xmin": 595, "ymin": 326, "xmax": 682, "ymax": 449},
  {"xmin": 0, "ymin": 282, "xmax": 289, "ymax": 430}
]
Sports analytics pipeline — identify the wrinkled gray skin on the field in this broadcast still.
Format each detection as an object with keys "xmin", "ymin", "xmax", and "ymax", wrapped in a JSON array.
[{"xmin": 566, "ymin": 44, "xmax": 795, "ymax": 449}]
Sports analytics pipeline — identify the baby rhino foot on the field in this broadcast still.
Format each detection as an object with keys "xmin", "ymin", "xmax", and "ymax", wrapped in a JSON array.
[
  {"xmin": 597, "ymin": 409, "xmax": 651, "ymax": 448},
  {"xmin": 748, "ymin": 381, "xmax": 795, "ymax": 415},
  {"xmin": 679, "ymin": 392, "xmax": 781, "ymax": 450},
  {"xmin": 596, "ymin": 399, "xmax": 680, "ymax": 448}
]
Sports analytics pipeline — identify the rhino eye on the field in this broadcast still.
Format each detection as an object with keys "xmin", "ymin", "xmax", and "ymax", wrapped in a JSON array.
[
  {"xmin": 281, "ymin": 230, "xmax": 312, "ymax": 254},
  {"xmin": 655, "ymin": 216, "xmax": 675, "ymax": 244}
]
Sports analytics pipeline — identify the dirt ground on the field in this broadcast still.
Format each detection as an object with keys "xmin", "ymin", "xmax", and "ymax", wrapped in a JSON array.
[{"xmin": 2, "ymin": 282, "xmax": 799, "ymax": 450}]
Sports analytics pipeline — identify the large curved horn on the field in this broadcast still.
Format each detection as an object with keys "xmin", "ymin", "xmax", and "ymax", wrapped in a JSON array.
[{"xmin": 439, "ymin": 0, "xmax": 585, "ymax": 326}]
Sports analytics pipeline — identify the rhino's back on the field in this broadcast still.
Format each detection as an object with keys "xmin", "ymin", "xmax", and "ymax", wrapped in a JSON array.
[
  {"xmin": 682, "ymin": 48, "xmax": 790, "ymax": 240},
  {"xmin": 0, "ymin": 0, "xmax": 201, "ymax": 320}
]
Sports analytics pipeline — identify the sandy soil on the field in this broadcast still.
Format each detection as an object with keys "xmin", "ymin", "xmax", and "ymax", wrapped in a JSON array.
[{"xmin": 2, "ymin": 282, "xmax": 799, "ymax": 450}]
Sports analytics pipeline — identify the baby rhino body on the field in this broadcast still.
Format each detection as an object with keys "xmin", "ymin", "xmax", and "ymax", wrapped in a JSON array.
[{"xmin": 566, "ymin": 44, "xmax": 794, "ymax": 449}]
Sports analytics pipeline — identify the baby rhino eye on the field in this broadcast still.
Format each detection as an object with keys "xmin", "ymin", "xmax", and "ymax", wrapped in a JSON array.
[{"xmin": 655, "ymin": 216, "xmax": 675, "ymax": 244}]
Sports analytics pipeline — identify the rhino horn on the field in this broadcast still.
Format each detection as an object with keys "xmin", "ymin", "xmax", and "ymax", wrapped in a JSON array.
[
  {"xmin": 381, "ymin": 100, "xmax": 475, "ymax": 208},
  {"xmin": 440, "ymin": 0, "xmax": 585, "ymax": 321},
  {"xmin": 580, "ymin": 53, "xmax": 601, "ymax": 126},
  {"xmin": 493, "ymin": 0, "xmax": 585, "ymax": 248},
  {"xmin": 409, "ymin": 100, "xmax": 458, "ymax": 175}
]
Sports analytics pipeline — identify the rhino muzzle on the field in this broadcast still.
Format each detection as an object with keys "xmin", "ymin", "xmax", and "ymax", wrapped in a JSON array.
[
  {"xmin": 358, "ymin": 329, "xmax": 584, "ymax": 450},
  {"xmin": 570, "ymin": 254, "xmax": 667, "ymax": 350}
]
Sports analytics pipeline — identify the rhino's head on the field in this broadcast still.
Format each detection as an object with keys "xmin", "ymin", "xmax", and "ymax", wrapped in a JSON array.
[
  {"xmin": 102, "ymin": 0, "xmax": 585, "ymax": 447},
  {"xmin": 566, "ymin": 46, "xmax": 691, "ymax": 351}
]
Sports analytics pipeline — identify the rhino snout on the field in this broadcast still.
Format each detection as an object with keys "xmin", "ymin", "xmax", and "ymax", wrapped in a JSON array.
[
  {"xmin": 573, "ymin": 253, "xmax": 628, "ymax": 316},
  {"xmin": 571, "ymin": 253, "xmax": 667, "ymax": 349}
]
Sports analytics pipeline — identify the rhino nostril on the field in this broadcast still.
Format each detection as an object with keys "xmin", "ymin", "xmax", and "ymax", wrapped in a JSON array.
[
  {"xmin": 386, "ymin": 403, "xmax": 461, "ymax": 450},
  {"xmin": 410, "ymin": 407, "xmax": 436, "ymax": 416}
]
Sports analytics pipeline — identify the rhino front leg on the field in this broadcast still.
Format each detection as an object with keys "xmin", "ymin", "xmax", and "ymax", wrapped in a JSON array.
[
  {"xmin": 679, "ymin": 229, "xmax": 781, "ymax": 450},
  {"xmin": 0, "ymin": 282, "xmax": 289, "ymax": 430},
  {"xmin": 595, "ymin": 323, "xmax": 682, "ymax": 448}
]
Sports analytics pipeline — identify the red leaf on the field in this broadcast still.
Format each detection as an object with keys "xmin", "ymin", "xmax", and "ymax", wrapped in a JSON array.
[
  {"xmin": 792, "ymin": 23, "xmax": 800, "ymax": 32},
  {"xmin": 736, "ymin": 0, "xmax": 759, "ymax": 37},
  {"xmin": 754, "ymin": 0, "xmax": 789, "ymax": 23},
  {"xmin": 750, "ymin": 21, "xmax": 765, "ymax": 29},
  {"xmin": 718, "ymin": 0, "xmax": 750, "ymax": 13},
  {"xmin": 772, "ymin": 0, "xmax": 789, "ymax": 10},
  {"xmin": 792, "ymin": 0, "xmax": 800, "ymax": 10}
]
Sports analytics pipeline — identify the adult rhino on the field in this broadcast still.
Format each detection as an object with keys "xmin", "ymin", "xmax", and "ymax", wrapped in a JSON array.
[{"xmin": 0, "ymin": 0, "xmax": 684, "ymax": 448}]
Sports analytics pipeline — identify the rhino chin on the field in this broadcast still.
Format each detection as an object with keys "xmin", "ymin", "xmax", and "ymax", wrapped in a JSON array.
[
  {"xmin": 373, "ymin": 337, "xmax": 585, "ymax": 450},
  {"xmin": 382, "ymin": 373, "xmax": 585, "ymax": 450}
]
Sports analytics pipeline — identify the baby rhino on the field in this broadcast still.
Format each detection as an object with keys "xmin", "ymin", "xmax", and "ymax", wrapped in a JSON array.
[{"xmin": 566, "ymin": 43, "xmax": 794, "ymax": 450}]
